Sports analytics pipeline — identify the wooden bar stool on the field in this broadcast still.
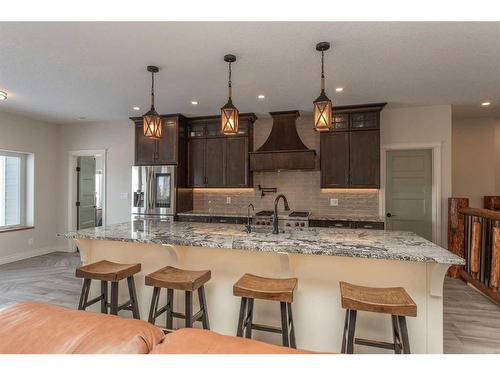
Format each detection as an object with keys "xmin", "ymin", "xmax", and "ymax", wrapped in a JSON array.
[
  {"xmin": 76, "ymin": 260, "xmax": 141, "ymax": 319},
  {"xmin": 233, "ymin": 273, "xmax": 298, "ymax": 348},
  {"xmin": 145, "ymin": 266, "xmax": 211, "ymax": 330},
  {"xmin": 339, "ymin": 281, "xmax": 417, "ymax": 354}
]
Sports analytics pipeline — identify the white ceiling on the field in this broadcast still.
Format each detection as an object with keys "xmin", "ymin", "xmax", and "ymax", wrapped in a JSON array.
[{"xmin": 1, "ymin": 22, "xmax": 500, "ymax": 124}]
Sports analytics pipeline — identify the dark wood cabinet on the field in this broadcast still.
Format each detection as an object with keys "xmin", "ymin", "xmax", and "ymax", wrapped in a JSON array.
[
  {"xmin": 205, "ymin": 138, "xmax": 226, "ymax": 187},
  {"xmin": 320, "ymin": 132, "xmax": 349, "ymax": 188},
  {"xmin": 188, "ymin": 138, "xmax": 206, "ymax": 187},
  {"xmin": 226, "ymin": 137, "xmax": 249, "ymax": 187},
  {"xmin": 349, "ymin": 130, "xmax": 380, "ymax": 187},
  {"xmin": 187, "ymin": 114, "xmax": 256, "ymax": 188},
  {"xmin": 132, "ymin": 115, "xmax": 187, "ymax": 166},
  {"xmin": 320, "ymin": 103, "xmax": 385, "ymax": 189}
]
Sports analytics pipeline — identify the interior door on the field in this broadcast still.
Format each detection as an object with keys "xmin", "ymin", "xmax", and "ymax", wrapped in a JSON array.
[
  {"xmin": 385, "ymin": 149, "xmax": 433, "ymax": 241},
  {"xmin": 77, "ymin": 156, "xmax": 96, "ymax": 229}
]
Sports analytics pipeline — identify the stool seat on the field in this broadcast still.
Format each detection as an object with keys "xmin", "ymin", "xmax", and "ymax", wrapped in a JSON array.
[
  {"xmin": 76, "ymin": 260, "xmax": 141, "ymax": 282},
  {"xmin": 340, "ymin": 282, "xmax": 417, "ymax": 317},
  {"xmin": 233, "ymin": 273, "xmax": 297, "ymax": 303},
  {"xmin": 145, "ymin": 266, "xmax": 211, "ymax": 292}
]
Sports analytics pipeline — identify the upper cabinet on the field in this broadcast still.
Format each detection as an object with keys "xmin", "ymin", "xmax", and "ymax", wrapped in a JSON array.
[
  {"xmin": 320, "ymin": 103, "xmax": 385, "ymax": 188},
  {"xmin": 131, "ymin": 114, "xmax": 187, "ymax": 166},
  {"xmin": 187, "ymin": 114, "xmax": 256, "ymax": 188}
]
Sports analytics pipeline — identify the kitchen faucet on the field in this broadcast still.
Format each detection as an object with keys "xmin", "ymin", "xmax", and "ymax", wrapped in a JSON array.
[
  {"xmin": 272, "ymin": 194, "xmax": 290, "ymax": 234},
  {"xmin": 245, "ymin": 204, "xmax": 255, "ymax": 233}
]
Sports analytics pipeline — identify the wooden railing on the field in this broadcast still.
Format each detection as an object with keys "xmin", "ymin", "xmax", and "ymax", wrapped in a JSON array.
[{"xmin": 459, "ymin": 207, "xmax": 500, "ymax": 303}]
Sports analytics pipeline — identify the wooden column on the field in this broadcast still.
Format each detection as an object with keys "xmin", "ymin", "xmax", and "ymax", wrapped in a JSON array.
[
  {"xmin": 470, "ymin": 217, "xmax": 481, "ymax": 279},
  {"xmin": 490, "ymin": 222, "xmax": 500, "ymax": 292},
  {"xmin": 447, "ymin": 198, "xmax": 469, "ymax": 278}
]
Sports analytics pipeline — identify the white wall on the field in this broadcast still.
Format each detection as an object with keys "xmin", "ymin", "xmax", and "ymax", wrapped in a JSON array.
[
  {"xmin": 452, "ymin": 117, "xmax": 500, "ymax": 208},
  {"xmin": 57, "ymin": 120, "xmax": 134, "ymax": 235},
  {"xmin": 0, "ymin": 110, "xmax": 65, "ymax": 263},
  {"xmin": 380, "ymin": 105, "xmax": 452, "ymax": 247}
]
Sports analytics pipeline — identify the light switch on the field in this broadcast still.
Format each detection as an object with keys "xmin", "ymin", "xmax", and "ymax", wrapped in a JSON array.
[
  {"xmin": 226, "ymin": 197, "xmax": 231, "ymax": 204},
  {"xmin": 330, "ymin": 198, "xmax": 338, "ymax": 206}
]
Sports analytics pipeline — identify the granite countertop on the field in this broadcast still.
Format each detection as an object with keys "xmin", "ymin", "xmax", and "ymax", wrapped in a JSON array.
[
  {"xmin": 177, "ymin": 211, "xmax": 246, "ymax": 218},
  {"xmin": 309, "ymin": 214, "xmax": 385, "ymax": 223},
  {"xmin": 179, "ymin": 211, "xmax": 385, "ymax": 222},
  {"xmin": 60, "ymin": 220, "xmax": 464, "ymax": 265}
]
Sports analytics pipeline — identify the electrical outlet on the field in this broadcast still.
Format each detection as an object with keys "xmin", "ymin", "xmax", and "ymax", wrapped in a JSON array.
[
  {"xmin": 330, "ymin": 198, "xmax": 339, "ymax": 206},
  {"xmin": 226, "ymin": 197, "xmax": 231, "ymax": 204}
]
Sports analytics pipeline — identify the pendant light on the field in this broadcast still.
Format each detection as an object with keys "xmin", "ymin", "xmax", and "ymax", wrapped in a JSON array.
[
  {"xmin": 142, "ymin": 65, "xmax": 162, "ymax": 139},
  {"xmin": 313, "ymin": 42, "xmax": 333, "ymax": 132},
  {"xmin": 221, "ymin": 54, "xmax": 239, "ymax": 135}
]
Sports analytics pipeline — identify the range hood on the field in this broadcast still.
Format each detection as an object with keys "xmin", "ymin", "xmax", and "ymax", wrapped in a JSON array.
[{"xmin": 249, "ymin": 110, "xmax": 316, "ymax": 171}]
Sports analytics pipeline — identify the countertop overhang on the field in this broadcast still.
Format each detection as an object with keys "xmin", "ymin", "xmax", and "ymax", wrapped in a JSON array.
[{"xmin": 60, "ymin": 221, "xmax": 464, "ymax": 265}]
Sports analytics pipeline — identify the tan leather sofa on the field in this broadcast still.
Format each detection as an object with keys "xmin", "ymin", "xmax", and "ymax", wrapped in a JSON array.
[{"xmin": 0, "ymin": 302, "xmax": 312, "ymax": 354}]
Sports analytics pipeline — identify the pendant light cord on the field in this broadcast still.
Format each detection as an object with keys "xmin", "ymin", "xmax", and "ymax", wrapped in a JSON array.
[
  {"xmin": 321, "ymin": 50, "xmax": 325, "ymax": 92},
  {"xmin": 228, "ymin": 61, "xmax": 232, "ymax": 100},
  {"xmin": 151, "ymin": 71, "xmax": 155, "ymax": 109}
]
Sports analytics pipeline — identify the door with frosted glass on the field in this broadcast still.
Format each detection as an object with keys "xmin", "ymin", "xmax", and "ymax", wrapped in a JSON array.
[{"xmin": 77, "ymin": 156, "xmax": 96, "ymax": 229}]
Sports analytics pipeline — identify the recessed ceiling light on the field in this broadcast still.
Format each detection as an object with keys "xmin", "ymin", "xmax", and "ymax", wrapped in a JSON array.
[
  {"xmin": 191, "ymin": 101, "xmax": 198, "ymax": 105},
  {"xmin": 257, "ymin": 94, "xmax": 265, "ymax": 100},
  {"xmin": 132, "ymin": 106, "xmax": 140, "ymax": 111},
  {"xmin": 335, "ymin": 87, "xmax": 344, "ymax": 92},
  {"xmin": 0, "ymin": 91, "xmax": 7, "ymax": 101},
  {"xmin": 481, "ymin": 102, "xmax": 491, "ymax": 106},
  {"xmin": 78, "ymin": 117, "xmax": 86, "ymax": 120}
]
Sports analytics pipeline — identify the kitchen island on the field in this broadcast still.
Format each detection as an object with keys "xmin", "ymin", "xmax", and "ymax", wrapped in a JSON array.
[{"xmin": 61, "ymin": 220, "xmax": 463, "ymax": 353}]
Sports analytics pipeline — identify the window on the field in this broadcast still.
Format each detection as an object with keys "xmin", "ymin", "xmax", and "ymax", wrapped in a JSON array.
[{"xmin": 0, "ymin": 151, "xmax": 27, "ymax": 230}]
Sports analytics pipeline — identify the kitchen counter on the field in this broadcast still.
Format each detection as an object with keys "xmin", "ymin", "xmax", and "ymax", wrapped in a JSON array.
[
  {"xmin": 61, "ymin": 220, "xmax": 463, "ymax": 265},
  {"xmin": 62, "ymin": 219, "xmax": 461, "ymax": 353},
  {"xmin": 309, "ymin": 214, "xmax": 385, "ymax": 222},
  {"xmin": 177, "ymin": 211, "xmax": 246, "ymax": 218}
]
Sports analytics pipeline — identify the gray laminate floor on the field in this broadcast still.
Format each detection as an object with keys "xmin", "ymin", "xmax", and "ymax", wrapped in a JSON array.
[{"xmin": 0, "ymin": 251, "xmax": 499, "ymax": 353}]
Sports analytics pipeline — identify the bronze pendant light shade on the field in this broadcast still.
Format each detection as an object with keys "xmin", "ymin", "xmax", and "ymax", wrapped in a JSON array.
[
  {"xmin": 221, "ymin": 54, "xmax": 239, "ymax": 135},
  {"xmin": 313, "ymin": 42, "xmax": 333, "ymax": 132},
  {"xmin": 143, "ymin": 65, "xmax": 162, "ymax": 139}
]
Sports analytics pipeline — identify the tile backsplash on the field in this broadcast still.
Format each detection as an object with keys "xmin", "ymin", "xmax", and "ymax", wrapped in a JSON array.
[{"xmin": 193, "ymin": 171, "xmax": 380, "ymax": 218}]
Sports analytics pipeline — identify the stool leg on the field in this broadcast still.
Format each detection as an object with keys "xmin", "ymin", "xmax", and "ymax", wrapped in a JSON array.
[
  {"xmin": 198, "ymin": 285, "xmax": 210, "ymax": 330},
  {"xmin": 127, "ymin": 276, "xmax": 140, "ymax": 319},
  {"xmin": 166, "ymin": 289, "xmax": 174, "ymax": 330},
  {"xmin": 148, "ymin": 287, "xmax": 160, "ymax": 324},
  {"xmin": 287, "ymin": 303, "xmax": 296, "ymax": 349},
  {"xmin": 398, "ymin": 316, "xmax": 411, "ymax": 354},
  {"xmin": 110, "ymin": 281, "xmax": 119, "ymax": 315},
  {"xmin": 391, "ymin": 315, "xmax": 402, "ymax": 354},
  {"xmin": 100, "ymin": 281, "xmax": 108, "ymax": 313},
  {"xmin": 78, "ymin": 279, "xmax": 91, "ymax": 310},
  {"xmin": 341, "ymin": 309, "xmax": 349, "ymax": 353},
  {"xmin": 245, "ymin": 298, "xmax": 254, "ymax": 339},
  {"xmin": 346, "ymin": 309, "xmax": 357, "ymax": 354},
  {"xmin": 185, "ymin": 291, "xmax": 193, "ymax": 328},
  {"xmin": 236, "ymin": 297, "xmax": 248, "ymax": 337},
  {"xmin": 280, "ymin": 301, "xmax": 290, "ymax": 347}
]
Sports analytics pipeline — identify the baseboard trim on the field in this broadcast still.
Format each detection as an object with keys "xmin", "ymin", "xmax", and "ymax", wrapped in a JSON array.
[{"xmin": 0, "ymin": 245, "xmax": 73, "ymax": 266}]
